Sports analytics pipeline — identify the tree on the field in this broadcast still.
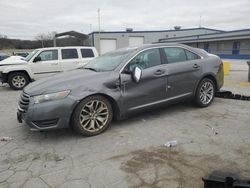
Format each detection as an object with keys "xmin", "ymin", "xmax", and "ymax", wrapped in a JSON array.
[
  {"xmin": 35, "ymin": 34, "xmax": 45, "ymax": 47},
  {"xmin": 35, "ymin": 32, "xmax": 56, "ymax": 48}
]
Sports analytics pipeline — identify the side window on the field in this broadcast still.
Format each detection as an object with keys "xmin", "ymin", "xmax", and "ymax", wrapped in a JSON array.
[
  {"xmin": 163, "ymin": 47, "xmax": 187, "ymax": 63},
  {"xmin": 36, "ymin": 50, "xmax": 58, "ymax": 61},
  {"xmin": 126, "ymin": 48, "xmax": 161, "ymax": 71},
  {"xmin": 81, "ymin": 49, "xmax": 94, "ymax": 58},
  {"xmin": 185, "ymin": 50, "xmax": 200, "ymax": 60},
  {"xmin": 61, "ymin": 49, "xmax": 78, "ymax": 59}
]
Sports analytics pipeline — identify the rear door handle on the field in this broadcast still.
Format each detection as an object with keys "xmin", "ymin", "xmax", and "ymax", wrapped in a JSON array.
[{"xmin": 193, "ymin": 64, "xmax": 200, "ymax": 69}]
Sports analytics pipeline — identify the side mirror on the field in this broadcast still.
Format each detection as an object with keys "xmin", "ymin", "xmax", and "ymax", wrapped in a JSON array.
[
  {"xmin": 122, "ymin": 67, "xmax": 132, "ymax": 74},
  {"xmin": 132, "ymin": 67, "xmax": 142, "ymax": 83},
  {"xmin": 33, "ymin": 56, "xmax": 41, "ymax": 62}
]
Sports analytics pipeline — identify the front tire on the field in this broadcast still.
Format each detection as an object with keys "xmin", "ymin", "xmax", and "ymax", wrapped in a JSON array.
[
  {"xmin": 8, "ymin": 72, "xmax": 29, "ymax": 90},
  {"xmin": 72, "ymin": 95, "xmax": 113, "ymax": 136},
  {"xmin": 194, "ymin": 78, "xmax": 215, "ymax": 107}
]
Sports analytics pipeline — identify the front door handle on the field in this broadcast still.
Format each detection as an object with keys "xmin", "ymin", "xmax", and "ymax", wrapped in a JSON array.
[
  {"xmin": 121, "ymin": 80, "xmax": 129, "ymax": 84},
  {"xmin": 51, "ymin": 63, "xmax": 58, "ymax": 65},
  {"xmin": 193, "ymin": 64, "xmax": 200, "ymax": 69},
  {"xmin": 154, "ymin": 69, "xmax": 165, "ymax": 75}
]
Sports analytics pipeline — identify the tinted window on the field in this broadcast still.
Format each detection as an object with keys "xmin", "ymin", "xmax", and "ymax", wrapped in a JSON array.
[
  {"xmin": 185, "ymin": 50, "xmax": 200, "ymax": 60},
  {"xmin": 62, "ymin": 49, "xmax": 78, "ymax": 59},
  {"xmin": 163, "ymin": 47, "xmax": 186, "ymax": 63},
  {"xmin": 81, "ymin": 49, "xmax": 94, "ymax": 58},
  {"xmin": 127, "ymin": 48, "xmax": 161, "ymax": 71},
  {"xmin": 37, "ymin": 50, "xmax": 58, "ymax": 61}
]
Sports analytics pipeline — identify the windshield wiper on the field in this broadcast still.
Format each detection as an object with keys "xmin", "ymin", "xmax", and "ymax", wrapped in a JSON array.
[{"xmin": 83, "ymin": 67, "xmax": 98, "ymax": 72}]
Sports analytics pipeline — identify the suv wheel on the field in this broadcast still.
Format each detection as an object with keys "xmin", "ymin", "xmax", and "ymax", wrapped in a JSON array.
[
  {"xmin": 8, "ymin": 72, "xmax": 29, "ymax": 90},
  {"xmin": 194, "ymin": 78, "xmax": 215, "ymax": 107},
  {"xmin": 72, "ymin": 95, "xmax": 113, "ymax": 136}
]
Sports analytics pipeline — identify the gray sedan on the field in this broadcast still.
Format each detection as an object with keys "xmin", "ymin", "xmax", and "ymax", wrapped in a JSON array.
[
  {"xmin": 17, "ymin": 44, "xmax": 224, "ymax": 136},
  {"xmin": 0, "ymin": 52, "xmax": 9, "ymax": 61}
]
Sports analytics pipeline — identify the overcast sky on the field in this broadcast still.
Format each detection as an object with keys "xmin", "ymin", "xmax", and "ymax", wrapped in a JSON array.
[{"xmin": 0, "ymin": 0, "xmax": 249, "ymax": 40}]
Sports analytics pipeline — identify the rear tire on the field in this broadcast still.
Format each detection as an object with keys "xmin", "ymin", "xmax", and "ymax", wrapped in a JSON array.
[
  {"xmin": 194, "ymin": 78, "xmax": 215, "ymax": 107},
  {"xmin": 8, "ymin": 72, "xmax": 29, "ymax": 90},
  {"xmin": 72, "ymin": 95, "xmax": 113, "ymax": 136}
]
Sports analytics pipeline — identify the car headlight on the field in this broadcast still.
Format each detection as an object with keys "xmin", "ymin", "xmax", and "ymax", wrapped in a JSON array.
[{"xmin": 33, "ymin": 90, "xmax": 70, "ymax": 104}]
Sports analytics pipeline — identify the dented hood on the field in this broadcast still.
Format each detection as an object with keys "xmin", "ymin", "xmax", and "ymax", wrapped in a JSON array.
[{"xmin": 0, "ymin": 56, "xmax": 27, "ymax": 66}]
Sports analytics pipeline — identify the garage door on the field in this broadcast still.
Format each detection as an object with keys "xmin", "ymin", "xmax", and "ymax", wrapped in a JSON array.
[
  {"xmin": 129, "ymin": 37, "xmax": 144, "ymax": 47},
  {"xmin": 100, "ymin": 39, "xmax": 117, "ymax": 55}
]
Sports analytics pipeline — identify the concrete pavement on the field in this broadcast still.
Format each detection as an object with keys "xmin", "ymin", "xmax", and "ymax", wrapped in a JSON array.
[{"xmin": 0, "ymin": 85, "xmax": 250, "ymax": 188}]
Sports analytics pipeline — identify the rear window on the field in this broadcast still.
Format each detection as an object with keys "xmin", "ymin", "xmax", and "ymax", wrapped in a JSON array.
[
  {"xmin": 185, "ymin": 50, "xmax": 200, "ymax": 60},
  {"xmin": 163, "ymin": 47, "xmax": 186, "ymax": 63},
  {"xmin": 81, "ymin": 49, "xmax": 94, "ymax": 58},
  {"xmin": 62, "ymin": 49, "xmax": 78, "ymax": 59},
  {"xmin": 163, "ymin": 47, "xmax": 201, "ymax": 63}
]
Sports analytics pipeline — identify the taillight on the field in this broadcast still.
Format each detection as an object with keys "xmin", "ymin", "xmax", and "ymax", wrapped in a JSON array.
[{"xmin": 219, "ymin": 60, "xmax": 223, "ymax": 70}]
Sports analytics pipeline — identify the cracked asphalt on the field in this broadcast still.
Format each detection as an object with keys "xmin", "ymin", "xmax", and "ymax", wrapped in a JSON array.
[{"xmin": 0, "ymin": 82, "xmax": 250, "ymax": 188}]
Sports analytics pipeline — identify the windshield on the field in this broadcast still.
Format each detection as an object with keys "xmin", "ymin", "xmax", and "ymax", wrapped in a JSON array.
[
  {"xmin": 84, "ymin": 49, "xmax": 134, "ymax": 72},
  {"xmin": 24, "ymin": 49, "xmax": 39, "ymax": 62}
]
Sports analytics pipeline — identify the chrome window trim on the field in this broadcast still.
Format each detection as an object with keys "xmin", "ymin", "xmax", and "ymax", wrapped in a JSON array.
[{"xmin": 119, "ymin": 45, "xmax": 204, "ymax": 73}]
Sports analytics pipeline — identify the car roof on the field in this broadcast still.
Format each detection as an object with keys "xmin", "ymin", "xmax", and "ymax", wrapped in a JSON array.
[
  {"xmin": 113, "ymin": 43, "xmax": 191, "ymax": 53},
  {"xmin": 136, "ymin": 43, "xmax": 191, "ymax": 50},
  {"xmin": 128, "ymin": 43, "xmax": 207, "ymax": 57},
  {"xmin": 36, "ymin": 46, "xmax": 95, "ymax": 51}
]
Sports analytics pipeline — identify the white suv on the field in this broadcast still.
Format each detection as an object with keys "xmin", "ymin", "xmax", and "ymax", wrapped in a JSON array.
[{"xmin": 0, "ymin": 46, "xmax": 98, "ymax": 90}]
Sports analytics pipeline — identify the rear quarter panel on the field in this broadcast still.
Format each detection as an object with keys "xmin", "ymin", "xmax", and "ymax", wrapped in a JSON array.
[{"xmin": 200, "ymin": 54, "xmax": 224, "ymax": 91}]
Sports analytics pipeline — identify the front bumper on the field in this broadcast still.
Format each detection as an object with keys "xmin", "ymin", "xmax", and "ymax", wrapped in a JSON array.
[
  {"xmin": 0, "ymin": 72, "xmax": 7, "ymax": 83},
  {"xmin": 17, "ymin": 95, "xmax": 78, "ymax": 130}
]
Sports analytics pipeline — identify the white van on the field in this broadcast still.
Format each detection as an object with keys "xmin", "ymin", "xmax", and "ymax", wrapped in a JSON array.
[{"xmin": 0, "ymin": 46, "xmax": 98, "ymax": 90}]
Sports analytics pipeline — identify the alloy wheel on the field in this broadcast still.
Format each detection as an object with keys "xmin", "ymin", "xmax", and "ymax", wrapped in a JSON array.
[
  {"xmin": 12, "ymin": 75, "xmax": 26, "ymax": 89},
  {"xmin": 79, "ymin": 100, "xmax": 109, "ymax": 132},
  {"xmin": 199, "ymin": 81, "xmax": 214, "ymax": 105}
]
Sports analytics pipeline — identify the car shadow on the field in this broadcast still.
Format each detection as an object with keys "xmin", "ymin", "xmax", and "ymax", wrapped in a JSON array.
[
  {"xmin": 23, "ymin": 100, "xmax": 196, "ymax": 141},
  {"xmin": 112, "ymin": 100, "xmax": 195, "ymax": 127}
]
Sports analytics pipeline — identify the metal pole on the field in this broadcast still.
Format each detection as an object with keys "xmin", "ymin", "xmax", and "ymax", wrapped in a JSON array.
[
  {"xmin": 199, "ymin": 16, "xmax": 202, "ymax": 28},
  {"xmin": 247, "ymin": 61, "xmax": 250, "ymax": 82},
  {"xmin": 98, "ymin": 8, "xmax": 101, "ymax": 54},
  {"xmin": 89, "ymin": 24, "xmax": 92, "ymax": 33},
  {"xmin": 41, "ymin": 36, "xmax": 44, "ymax": 48},
  {"xmin": 98, "ymin": 8, "xmax": 101, "ymax": 34},
  {"xmin": 53, "ymin": 36, "xmax": 56, "ymax": 47}
]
